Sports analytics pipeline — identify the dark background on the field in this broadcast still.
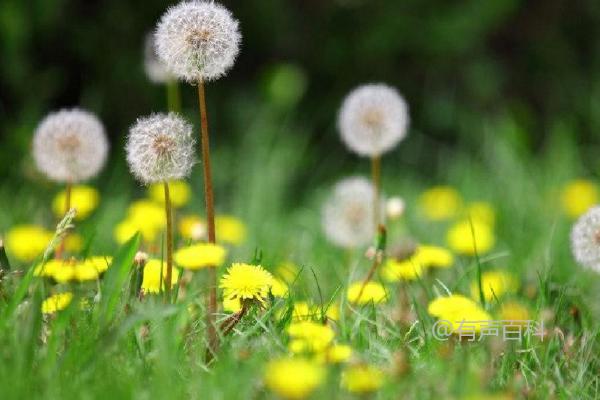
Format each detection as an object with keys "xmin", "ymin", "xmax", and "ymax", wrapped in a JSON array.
[{"xmin": 1, "ymin": 0, "xmax": 600, "ymax": 182}]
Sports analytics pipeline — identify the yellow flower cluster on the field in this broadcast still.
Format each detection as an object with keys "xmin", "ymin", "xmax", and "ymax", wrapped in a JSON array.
[
  {"xmin": 219, "ymin": 263, "xmax": 273, "ymax": 306},
  {"xmin": 41, "ymin": 292, "xmax": 73, "ymax": 314},
  {"xmin": 347, "ymin": 281, "xmax": 387, "ymax": 305},
  {"xmin": 428, "ymin": 294, "xmax": 491, "ymax": 332},
  {"xmin": 471, "ymin": 270, "xmax": 518, "ymax": 302},
  {"xmin": 141, "ymin": 259, "xmax": 180, "ymax": 294},
  {"xmin": 178, "ymin": 214, "xmax": 247, "ymax": 244},
  {"xmin": 419, "ymin": 186, "xmax": 462, "ymax": 221},
  {"xmin": 341, "ymin": 364, "xmax": 386, "ymax": 393},
  {"xmin": 5, "ymin": 225, "xmax": 52, "ymax": 262},
  {"xmin": 288, "ymin": 321, "xmax": 335, "ymax": 353},
  {"xmin": 446, "ymin": 219, "xmax": 495, "ymax": 256},
  {"xmin": 383, "ymin": 244, "xmax": 454, "ymax": 281},
  {"xmin": 224, "ymin": 277, "xmax": 288, "ymax": 312},
  {"xmin": 5, "ymin": 225, "xmax": 82, "ymax": 262},
  {"xmin": 52, "ymin": 185, "xmax": 100, "ymax": 220},
  {"xmin": 560, "ymin": 179, "xmax": 598, "ymax": 218},
  {"xmin": 174, "ymin": 243, "xmax": 227, "ymax": 270},
  {"xmin": 114, "ymin": 200, "xmax": 165, "ymax": 244},
  {"xmin": 418, "ymin": 186, "xmax": 497, "ymax": 256},
  {"xmin": 264, "ymin": 357, "xmax": 325, "ymax": 399},
  {"xmin": 34, "ymin": 256, "xmax": 112, "ymax": 283},
  {"xmin": 148, "ymin": 180, "xmax": 191, "ymax": 208}
]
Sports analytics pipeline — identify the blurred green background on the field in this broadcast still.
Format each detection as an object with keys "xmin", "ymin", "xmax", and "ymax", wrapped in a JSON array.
[{"xmin": 2, "ymin": 0, "xmax": 600, "ymax": 181}]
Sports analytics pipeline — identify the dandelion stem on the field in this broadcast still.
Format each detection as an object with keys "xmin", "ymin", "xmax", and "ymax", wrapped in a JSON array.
[
  {"xmin": 197, "ymin": 79, "xmax": 218, "ymax": 357},
  {"xmin": 55, "ymin": 182, "xmax": 72, "ymax": 260},
  {"xmin": 166, "ymin": 79, "xmax": 181, "ymax": 113},
  {"xmin": 164, "ymin": 181, "xmax": 174, "ymax": 302},
  {"xmin": 220, "ymin": 303, "xmax": 248, "ymax": 337},
  {"xmin": 371, "ymin": 155, "xmax": 381, "ymax": 228},
  {"xmin": 356, "ymin": 225, "xmax": 386, "ymax": 302}
]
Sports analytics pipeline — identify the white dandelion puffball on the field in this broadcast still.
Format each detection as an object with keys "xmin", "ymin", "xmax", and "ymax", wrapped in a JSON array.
[
  {"xmin": 338, "ymin": 83, "xmax": 409, "ymax": 157},
  {"xmin": 144, "ymin": 33, "xmax": 173, "ymax": 83},
  {"xmin": 571, "ymin": 206, "xmax": 600, "ymax": 273},
  {"xmin": 126, "ymin": 113, "xmax": 195, "ymax": 184},
  {"xmin": 155, "ymin": 1, "xmax": 241, "ymax": 83},
  {"xmin": 33, "ymin": 109, "xmax": 108, "ymax": 183},
  {"xmin": 386, "ymin": 196, "xmax": 406, "ymax": 220},
  {"xmin": 322, "ymin": 176, "xmax": 382, "ymax": 249}
]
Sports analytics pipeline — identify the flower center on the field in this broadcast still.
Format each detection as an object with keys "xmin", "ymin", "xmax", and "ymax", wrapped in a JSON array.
[
  {"xmin": 362, "ymin": 109, "xmax": 383, "ymax": 129},
  {"xmin": 56, "ymin": 132, "xmax": 81, "ymax": 153},
  {"xmin": 187, "ymin": 28, "xmax": 213, "ymax": 48},
  {"xmin": 152, "ymin": 134, "xmax": 175, "ymax": 156},
  {"xmin": 346, "ymin": 203, "xmax": 366, "ymax": 226}
]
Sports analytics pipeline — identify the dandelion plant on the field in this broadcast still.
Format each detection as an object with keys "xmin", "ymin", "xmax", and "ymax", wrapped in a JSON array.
[
  {"xmin": 155, "ymin": 0, "xmax": 241, "ymax": 355},
  {"xmin": 33, "ymin": 109, "xmax": 108, "ymax": 258},
  {"xmin": 338, "ymin": 84, "xmax": 409, "ymax": 229},
  {"xmin": 126, "ymin": 113, "xmax": 195, "ymax": 301}
]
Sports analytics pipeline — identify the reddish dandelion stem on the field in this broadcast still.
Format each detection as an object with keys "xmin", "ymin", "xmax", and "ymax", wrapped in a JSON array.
[{"xmin": 197, "ymin": 79, "xmax": 218, "ymax": 358}]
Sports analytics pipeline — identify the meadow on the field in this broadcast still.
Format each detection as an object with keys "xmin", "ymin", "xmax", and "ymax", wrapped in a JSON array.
[{"xmin": 0, "ymin": 1, "xmax": 599, "ymax": 399}]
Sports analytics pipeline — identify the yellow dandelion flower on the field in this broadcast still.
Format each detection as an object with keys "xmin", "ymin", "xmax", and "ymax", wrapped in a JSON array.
[
  {"xmin": 73, "ymin": 261, "xmax": 100, "ymax": 282},
  {"xmin": 34, "ymin": 259, "xmax": 63, "ymax": 278},
  {"xmin": 219, "ymin": 263, "xmax": 273, "ymax": 305},
  {"xmin": 341, "ymin": 364, "xmax": 385, "ymax": 393},
  {"xmin": 178, "ymin": 214, "xmax": 246, "ymax": 244},
  {"xmin": 325, "ymin": 303, "xmax": 340, "ymax": 321},
  {"xmin": 128, "ymin": 200, "xmax": 165, "ymax": 227},
  {"xmin": 41, "ymin": 292, "xmax": 73, "ymax": 314},
  {"xmin": 5, "ymin": 225, "xmax": 52, "ymax": 262},
  {"xmin": 276, "ymin": 261, "xmax": 300, "ymax": 283},
  {"xmin": 470, "ymin": 270, "xmax": 518, "ymax": 302},
  {"xmin": 64, "ymin": 233, "xmax": 83, "ymax": 253},
  {"xmin": 223, "ymin": 296, "xmax": 242, "ymax": 313},
  {"xmin": 148, "ymin": 180, "xmax": 191, "ymax": 208},
  {"xmin": 174, "ymin": 243, "xmax": 227, "ymax": 270},
  {"xmin": 215, "ymin": 215, "xmax": 246, "ymax": 245},
  {"xmin": 427, "ymin": 294, "xmax": 492, "ymax": 332},
  {"xmin": 347, "ymin": 282, "xmax": 387, "ymax": 305},
  {"xmin": 382, "ymin": 258, "xmax": 425, "ymax": 282},
  {"xmin": 317, "ymin": 344, "xmax": 352, "ymax": 364},
  {"xmin": 141, "ymin": 259, "xmax": 180, "ymax": 294},
  {"xmin": 114, "ymin": 218, "xmax": 161, "ymax": 244},
  {"xmin": 178, "ymin": 214, "xmax": 204, "ymax": 240},
  {"xmin": 271, "ymin": 278, "xmax": 289, "ymax": 297},
  {"xmin": 419, "ymin": 185, "xmax": 462, "ymax": 221},
  {"xmin": 264, "ymin": 358, "xmax": 325, "ymax": 400},
  {"xmin": 499, "ymin": 301, "xmax": 530, "ymax": 323},
  {"xmin": 52, "ymin": 185, "xmax": 100, "ymax": 220},
  {"xmin": 83, "ymin": 256, "xmax": 113, "ymax": 273},
  {"xmin": 52, "ymin": 264, "xmax": 76, "ymax": 283},
  {"xmin": 279, "ymin": 301, "xmax": 318, "ymax": 321},
  {"xmin": 561, "ymin": 179, "xmax": 599, "ymax": 218},
  {"xmin": 447, "ymin": 219, "xmax": 495, "ymax": 255},
  {"xmin": 414, "ymin": 245, "xmax": 454, "ymax": 269},
  {"xmin": 288, "ymin": 321, "xmax": 335, "ymax": 353},
  {"xmin": 465, "ymin": 201, "xmax": 496, "ymax": 227}
]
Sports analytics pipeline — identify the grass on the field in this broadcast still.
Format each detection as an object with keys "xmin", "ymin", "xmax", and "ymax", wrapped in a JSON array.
[{"xmin": 0, "ymin": 98, "xmax": 599, "ymax": 399}]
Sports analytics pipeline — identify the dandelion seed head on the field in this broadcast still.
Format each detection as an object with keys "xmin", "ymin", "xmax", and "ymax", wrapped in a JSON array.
[
  {"xmin": 155, "ymin": 1, "xmax": 241, "ymax": 83},
  {"xmin": 144, "ymin": 33, "xmax": 173, "ymax": 83},
  {"xmin": 322, "ymin": 177, "xmax": 380, "ymax": 249},
  {"xmin": 126, "ymin": 113, "xmax": 195, "ymax": 184},
  {"xmin": 338, "ymin": 84, "xmax": 409, "ymax": 157},
  {"xmin": 33, "ymin": 109, "xmax": 108, "ymax": 183},
  {"xmin": 571, "ymin": 206, "xmax": 600, "ymax": 272}
]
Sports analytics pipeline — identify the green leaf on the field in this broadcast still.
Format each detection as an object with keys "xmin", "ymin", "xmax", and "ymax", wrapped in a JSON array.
[{"xmin": 96, "ymin": 233, "xmax": 140, "ymax": 328}]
